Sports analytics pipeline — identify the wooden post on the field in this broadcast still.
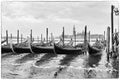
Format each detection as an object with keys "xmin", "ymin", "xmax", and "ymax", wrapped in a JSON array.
[
  {"xmin": 88, "ymin": 31, "xmax": 90, "ymax": 43},
  {"xmin": 73, "ymin": 26, "xmax": 76, "ymax": 46},
  {"xmin": 49, "ymin": 37, "xmax": 50, "ymax": 42},
  {"xmin": 104, "ymin": 31, "xmax": 105, "ymax": 41},
  {"xmin": 21, "ymin": 34, "xmax": 23, "ymax": 43},
  {"xmin": 37, "ymin": 36, "xmax": 39, "ymax": 43},
  {"xmin": 30, "ymin": 29, "xmax": 32, "ymax": 43},
  {"xmin": 44, "ymin": 38, "xmax": 45, "ymax": 42},
  {"xmin": 51, "ymin": 33, "xmax": 52, "ymax": 41},
  {"xmin": 6, "ymin": 30, "xmax": 8, "ymax": 45},
  {"xmin": 84, "ymin": 25, "xmax": 87, "ymax": 54},
  {"xmin": 115, "ymin": 28, "xmax": 117, "ymax": 33},
  {"xmin": 62, "ymin": 27, "xmax": 64, "ymax": 47},
  {"xmin": 46, "ymin": 28, "xmax": 48, "ymax": 43},
  {"xmin": 10, "ymin": 33, "xmax": 12, "ymax": 40},
  {"xmin": 41, "ymin": 34, "xmax": 42, "ymax": 42},
  {"xmin": 107, "ymin": 27, "xmax": 110, "ymax": 62},
  {"xmin": 84, "ymin": 25, "xmax": 87, "ymax": 44},
  {"xmin": 17, "ymin": 30, "xmax": 19, "ymax": 44},
  {"xmin": 99, "ymin": 35, "xmax": 101, "ymax": 41},
  {"xmin": 115, "ymin": 28, "xmax": 117, "ymax": 52},
  {"xmin": 111, "ymin": 5, "xmax": 114, "ymax": 52}
]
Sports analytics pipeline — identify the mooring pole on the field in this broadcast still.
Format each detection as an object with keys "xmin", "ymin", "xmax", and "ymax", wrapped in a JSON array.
[
  {"xmin": 63, "ymin": 27, "xmax": 64, "ymax": 47},
  {"xmin": 107, "ymin": 27, "xmax": 110, "ymax": 62},
  {"xmin": 115, "ymin": 28, "xmax": 117, "ymax": 52},
  {"xmin": 73, "ymin": 25, "xmax": 76, "ymax": 46},
  {"xmin": 46, "ymin": 28, "xmax": 48, "ymax": 43},
  {"xmin": 111, "ymin": 5, "xmax": 114, "ymax": 52},
  {"xmin": 51, "ymin": 33, "xmax": 52, "ymax": 41},
  {"xmin": 30, "ymin": 29, "xmax": 32, "ymax": 43},
  {"xmin": 21, "ymin": 34, "xmax": 23, "ymax": 43},
  {"xmin": 88, "ymin": 31, "xmax": 90, "ymax": 43},
  {"xmin": 10, "ymin": 33, "xmax": 12, "ymax": 39},
  {"xmin": 6, "ymin": 30, "xmax": 8, "ymax": 45},
  {"xmin": 41, "ymin": 34, "xmax": 42, "ymax": 42},
  {"xmin": 104, "ymin": 31, "xmax": 105, "ymax": 41},
  {"xmin": 17, "ymin": 30, "xmax": 19, "ymax": 44},
  {"xmin": 84, "ymin": 25, "xmax": 87, "ymax": 54},
  {"xmin": 37, "ymin": 36, "xmax": 39, "ymax": 43},
  {"xmin": 49, "ymin": 37, "xmax": 50, "ymax": 42}
]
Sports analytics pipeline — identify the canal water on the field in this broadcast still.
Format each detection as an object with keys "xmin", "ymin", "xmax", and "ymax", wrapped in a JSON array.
[{"xmin": 1, "ymin": 48, "xmax": 118, "ymax": 78}]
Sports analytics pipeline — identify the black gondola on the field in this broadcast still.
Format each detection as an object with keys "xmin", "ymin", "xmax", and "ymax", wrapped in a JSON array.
[
  {"xmin": 87, "ymin": 44, "xmax": 102, "ymax": 56},
  {"xmin": 1, "ymin": 40, "xmax": 6, "ymax": 44},
  {"xmin": 12, "ymin": 44, "xmax": 32, "ymax": 53},
  {"xmin": 31, "ymin": 44, "xmax": 54, "ymax": 53},
  {"xmin": 54, "ymin": 43, "xmax": 83, "ymax": 54},
  {"xmin": 1, "ymin": 45, "xmax": 13, "ymax": 53}
]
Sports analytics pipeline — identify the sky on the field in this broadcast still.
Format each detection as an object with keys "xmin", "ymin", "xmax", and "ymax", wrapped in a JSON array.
[{"xmin": 1, "ymin": 1, "xmax": 119, "ymax": 39}]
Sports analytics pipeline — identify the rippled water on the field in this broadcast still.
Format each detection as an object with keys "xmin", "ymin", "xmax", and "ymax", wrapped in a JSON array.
[{"xmin": 1, "ymin": 50, "xmax": 119, "ymax": 79}]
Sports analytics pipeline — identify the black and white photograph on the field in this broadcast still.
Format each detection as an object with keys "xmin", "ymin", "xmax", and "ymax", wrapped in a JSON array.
[{"xmin": 1, "ymin": 0, "xmax": 119, "ymax": 79}]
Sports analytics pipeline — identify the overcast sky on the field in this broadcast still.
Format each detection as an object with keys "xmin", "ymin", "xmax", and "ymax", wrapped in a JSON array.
[{"xmin": 1, "ymin": 1, "xmax": 119, "ymax": 38}]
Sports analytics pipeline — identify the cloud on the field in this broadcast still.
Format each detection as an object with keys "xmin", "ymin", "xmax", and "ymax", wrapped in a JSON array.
[{"xmin": 1, "ymin": 1, "xmax": 119, "ymax": 37}]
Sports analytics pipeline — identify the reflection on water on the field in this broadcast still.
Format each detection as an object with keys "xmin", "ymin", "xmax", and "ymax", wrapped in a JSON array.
[
  {"xmin": 15, "ymin": 53, "xmax": 39, "ymax": 63},
  {"xmin": 2, "ymin": 53, "xmax": 13, "ymax": 58},
  {"xmin": 35, "ymin": 53, "xmax": 57, "ymax": 66},
  {"xmin": 59, "ymin": 53, "xmax": 80, "ymax": 66},
  {"xmin": 86, "ymin": 53, "xmax": 102, "ymax": 67},
  {"xmin": 84, "ymin": 69, "xmax": 97, "ymax": 78},
  {"xmin": 53, "ymin": 53, "xmax": 80, "ymax": 78}
]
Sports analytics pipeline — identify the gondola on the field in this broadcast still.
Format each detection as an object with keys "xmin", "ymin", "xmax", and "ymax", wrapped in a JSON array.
[
  {"xmin": 1, "ymin": 40, "xmax": 6, "ymax": 44},
  {"xmin": 1, "ymin": 45, "xmax": 13, "ymax": 53},
  {"xmin": 54, "ymin": 43, "xmax": 83, "ymax": 54},
  {"xmin": 87, "ymin": 44, "xmax": 102, "ymax": 56},
  {"xmin": 12, "ymin": 44, "xmax": 32, "ymax": 53},
  {"xmin": 30, "ymin": 44, "xmax": 54, "ymax": 53}
]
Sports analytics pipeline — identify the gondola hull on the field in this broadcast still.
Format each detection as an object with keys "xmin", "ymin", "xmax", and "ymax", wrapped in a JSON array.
[
  {"xmin": 31, "ymin": 45, "xmax": 54, "ymax": 53},
  {"xmin": 54, "ymin": 44, "xmax": 82, "ymax": 54},
  {"xmin": 1, "ymin": 46, "xmax": 13, "ymax": 53},
  {"xmin": 88, "ymin": 44, "xmax": 102, "ymax": 56},
  {"xmin": 13, "ymin": 46, "xmax": 31, "ymax": 53}
]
